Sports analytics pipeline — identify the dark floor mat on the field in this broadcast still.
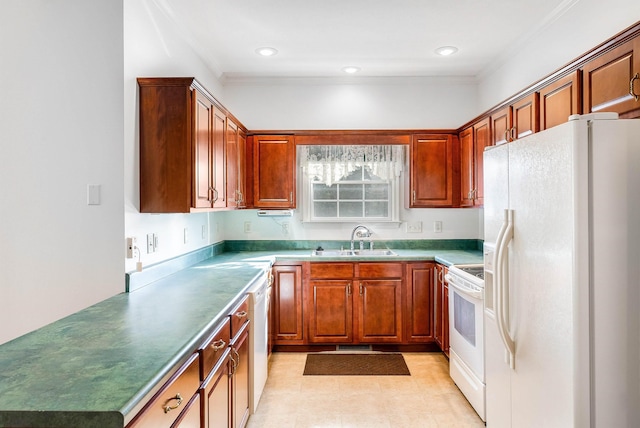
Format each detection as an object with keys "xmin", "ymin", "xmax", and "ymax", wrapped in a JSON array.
[{"xmin": 303, "ymin": 353, "xmax": 410, "ymax": 376}]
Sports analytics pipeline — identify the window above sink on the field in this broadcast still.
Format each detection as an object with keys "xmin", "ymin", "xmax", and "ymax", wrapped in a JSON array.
[{"xmin": 298, "ymin": 145, "xmax": 405, "ymax": 223}]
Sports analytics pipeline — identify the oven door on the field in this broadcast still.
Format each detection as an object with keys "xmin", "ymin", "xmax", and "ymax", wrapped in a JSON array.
[{"xmin": 448, "ymin": 278, "xmax": 485, "ymax": 381}]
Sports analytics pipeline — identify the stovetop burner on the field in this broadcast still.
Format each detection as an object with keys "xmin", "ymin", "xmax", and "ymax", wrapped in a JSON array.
[{"xmin": 458, "ymin": 266, "xmax": 484, "ymax": 280}]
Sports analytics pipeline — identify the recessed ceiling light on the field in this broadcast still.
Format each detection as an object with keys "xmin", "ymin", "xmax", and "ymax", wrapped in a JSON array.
[
  {"xmin": 341, "ymin": 66, "xmax": 361, "ymax": 74},
  {"xmin": 255, "ymin": 47, "xmax": 278, "ymax": 57},
  {"xmin": 435, "ymin": 46, "xmax": 458, "ymax": 56}
]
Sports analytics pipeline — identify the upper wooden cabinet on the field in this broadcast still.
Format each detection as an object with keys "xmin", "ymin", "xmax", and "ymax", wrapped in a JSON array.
[
  {"xmin": 539, "ymin": 70, "xmax": 582, "ymax": 130},
  {"xmin": 582, "ymin": 36, "xmax": 640, "ymax": 118},
  {"xmin": 138, "ymin": 77, "xmax": 246, "ymax": 213},
  {"xmin": 252, "ymin": 135, "xmax": 296, "ymax": 209},
  {"xmin": 226, "ymin": 119, "xmax": 247, "ymax": 208},
  {"xmin": 491, "ymin": 93, "xmax": 539, "ymax": 145},
  {"xmin": 408, "ymin": 134, "xmax": 457, "ymax": 208},
  {"xmin": 460, "ymin": 118, "xmax": 490, "ymax": 207}
]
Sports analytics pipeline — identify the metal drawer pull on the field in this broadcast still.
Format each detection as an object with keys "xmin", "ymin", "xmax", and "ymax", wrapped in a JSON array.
[
  {"xmin": 163, "ymin": 393, "xmax": 183, "ymax": 413},
  {"xmin": 235, "ymin": 310, "xmax": 247, "ymax": 318},
  {"xmin": 211, "ymin": 339, "xmax": 226, "ymax": 351},
  {"xmin": 631, "ymin": 73, "xmax": 639, "ymax": 101}
]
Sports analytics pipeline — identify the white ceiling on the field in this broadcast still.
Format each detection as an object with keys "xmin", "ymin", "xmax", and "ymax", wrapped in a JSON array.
[{"xmin": 155, "ymin": 0, "xmax": 576, "ymax": 80}]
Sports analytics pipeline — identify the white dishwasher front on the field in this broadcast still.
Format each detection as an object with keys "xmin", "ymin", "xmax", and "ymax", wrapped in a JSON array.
[{"xmin": 247, "ymin": 271, "xmax": 270, "ymax": 414}]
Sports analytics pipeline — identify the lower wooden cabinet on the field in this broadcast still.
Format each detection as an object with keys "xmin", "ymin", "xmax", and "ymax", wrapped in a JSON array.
[
  {"xmin": 434, "ymin": 264, "xmax": 450, "ymax": 356},
  {"xmin": 405, "ymin": 262, "xmax": 435, "ymax": 343},
  {"xmin": 231, "ymin": 324, "xmax": 250, "ymax": 428},
  {"xmin": 272, "ymin": 263, "xmax": 304, "ymax": 344},
  {"xmin": 126, "ymin": 354, "xmax": 201, "ymax": 428},
  {"xmin": 307, "ymin": 262, "xmax": 403, "ymax": 344},
  {"xmin": 202, "ymin": 351, "xmax": 231, "ymax": 428}
]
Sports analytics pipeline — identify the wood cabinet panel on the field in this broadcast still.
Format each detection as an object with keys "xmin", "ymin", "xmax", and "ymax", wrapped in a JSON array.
[
  {"xmin": 226, "ymin": 119, "xmax": 239, "ymax": 208},
  {"xmin": 491, "ymin": 106, "xmax": 511, "ymax": 146},
  {"xmin": 409, "ymin": 134, "xmax": 456, "ymax": 207},
  {"xmin": 358, "ymin": 262, "xmax": 402, "ymax": 278},
  {"xmin": 199, "ymin": 318, "xmax": 231, "ymax": 381},
  {"xmin": 252, "ymin": 135, "xmax": 296, "ymax": 208},
  {"xmin": 582, "ymin": 36, "xmax": 640, "ymax": 118},
  {"xmin": 173, "ymin": 393, "xmax": 202, "ymax": 428},
  {"xmin": 540, "ymin": 70, "xmax": 582, "ymax": 130},
  {"xmin": 230, "ymin": 297, "xmax": 249, "ymax": 339},
  {"xmin": 512, "ymin": 93, "xmax": 539, "ymax": 139},
  {"xmin": 434, "ymin": 264, "xmax": 450, "ymax": 356},
  {"xmin": 459, "ymin": 127, "xmax": 474, "ymax": 207},
  {"xmin": 405, "ymin": 262, "xmax": 435, "ymax": 343},
  {"xmin": 127, "ymin": 354, "xmax": 201, "ymax": 428},
  {"xmin": 308, "ymin": 280, "xmax": 353, "ymax": 343},
  {"xmin": 202, "ymin": 352, "xmax": 230, "ymax": 428},
  {"xmin": 473, "ymin": 118, "xmax": 491, "ymax": 206},
  {"xmin": 272, "ymin": 264, "xmax": 304, "ymax": 343},
  {"xmin": 194, "ymin": 91, "xmax": 213, "ymax": 209},
  {"xmin": 212, "ymin": 109, "xmax": 226, "ymax": 208},
  {"xmin": 231, "ymin": 326, "xmax": 249, "ymax": 428},
  {"xmin": 358, "ymin": 280, "xmax": 402, "ymax": 342},
  {"xmin": 309, "ymin": 263, "xmax": 354, "ymax": 279}
]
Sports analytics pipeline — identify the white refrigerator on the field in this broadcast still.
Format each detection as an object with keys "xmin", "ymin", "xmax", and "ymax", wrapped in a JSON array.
[{"xmin": 483, "ymin": 113, "xmax": 640, "ymax": 427}]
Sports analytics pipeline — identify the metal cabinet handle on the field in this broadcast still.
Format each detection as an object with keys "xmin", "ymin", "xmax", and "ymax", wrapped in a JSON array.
[
  {"xmin": 163, "ymin": 393, "xmax": 183, "ymax": 413},
  {"xmin": 229, "ymin": 350, "xmax": 237, "ymax": 375},
  {"xmin": 359, "ymin": 284, "xmax": 364, "ymax": 296},
  {"xmin": 412, "ymin": 190, "xmax": 416, "ymax": 203},
  {"xmin": 631, "ymin": 73, "xmax": 639, "ymax": 101},
  {"xmin": 231, "ymin": 347, "xmax": 240, "ymax": 374},
  {"xmin": 510, "ymin": 127, "xmax": 516, "ymax": 141},
  {"xmin": 211, "ymin": 339, "xmax": 226, "ymax": 352},
  {"xmin": 347, "ymin": 283, "xmax": 352, "ymax": 296},
  {"xmin": 235, "ymin": 310, "xmax": 247, "ymax": 319}
]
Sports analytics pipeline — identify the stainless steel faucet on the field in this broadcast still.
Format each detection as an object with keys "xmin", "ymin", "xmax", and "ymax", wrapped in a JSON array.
[{"xmin": 350, "ymin": 225, "xmax": 372, "ymax": 252}]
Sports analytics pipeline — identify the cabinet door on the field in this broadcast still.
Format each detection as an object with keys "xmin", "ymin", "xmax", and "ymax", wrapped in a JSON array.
[
  {"xmin": 308, "ymin": 280, "xmax": 353, "ymax": 343},
  {"xmin": 272, "ymin": 264, "xmax": 304, "ymax": 344},
  {"xmin": 358, "ymin": 280, "xmax": 402, "ymax": 343},
  {"xmin": 405, "ymin": 263, "xmax": 435, "ymax": 343},
  {"xmin": 212, "ymin": 108, "xmax": 227, "ymax": 208},
  {"xmin": 237, "ymin": 130, "xmax": 247, "ymax": 208},
  {"xmin": 231, "ymin": 327, "xmax": 250, "ymax": 428},
  {"xmin": 539, "ymin": 70, "xmax": 582, "ymax": 130},
  {"xmin": 194, "ymin": 90, "xmax": 214, "ymax": 209},
  {"xmin": 409, "ymin": 134, "xmax": 455, "ymax": 207},
  {"xmin": 253, "ymin": 135, "xmax": 296, "ymax": 208},
  {"xmin": 226, "ymin": 119, "xmax": 239, "ymax": 208},
  {"xmin": 459, "ymin": 127, "xmax": 474, "ymax": 207},
  {"xmin": 203, "ymin": 352, "xmax": 231, "ymax": 428},
  {"xmin": 172, "ymin": 393, "xmax": 202, "ymax": 428},
  {"xmin": 582, "ymin": 37, "xmax": 640, "ymax": 118},
  {"xmin": 473, "ymin": 117, "xmax": 491, "ymax": 207},
  {"xmin": 512, "ymin": 93, "xmax": 539, "ymax": 140},
  {"xmin": 491, "ymin": 106, "xmax": 511, "ymax": 146}
]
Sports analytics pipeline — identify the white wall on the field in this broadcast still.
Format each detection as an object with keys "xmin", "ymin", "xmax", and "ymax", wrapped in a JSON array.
[
  {"xmin": 477, "ymin": 0, "xmax": 640, "ymax": 113},
  {"xmin": 222, "ymin": 76, "xmax": 477, "ymax": 130},
  {"xmin": 0, "ymin": 1, "xmax": 124, "ymax": 344},
  {"xmin": 124, "ymin": 0, "xmax": 228, "ymax": 272}
]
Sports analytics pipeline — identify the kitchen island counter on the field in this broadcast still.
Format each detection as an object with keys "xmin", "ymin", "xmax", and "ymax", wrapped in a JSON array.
[{"xmin": 0, "ymin": 244, "xmax": 481, "ymax": 428}]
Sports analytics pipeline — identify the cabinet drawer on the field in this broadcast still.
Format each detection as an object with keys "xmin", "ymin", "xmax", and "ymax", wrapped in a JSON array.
[
  {"xmin": 230, "ymin": 295, "xmax": 249, "ymax": 339},
  {"xmin": 127, "ymin": 353, "xmax": 200, "ymax": 428},
  {"xmin": 310, "ymin": 263, "xmax": 354, "ymax": 279},
  {"xmin": 358, "ymin": 263, "xmax": 403, "ymax": 278},
  {"xmin": 199, "ymin": 317, "xmax": 231, "ymax": 381}
]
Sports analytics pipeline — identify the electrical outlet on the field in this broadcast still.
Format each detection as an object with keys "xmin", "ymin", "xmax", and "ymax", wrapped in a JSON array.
[
  {"xmin": 201, "ymin": 225, "xmax": 206, "ymax": 240},
  {"xmin": 183, "ymin": 228, "xmax": 188, "ymax": 244},
  {"xmin": 434, "ymin": 221, "xmax": 443, "ymax": 233},
  {"xmin": 126, "ymin": 237, "xmax": 136, "ymax": 258},
  {"xmin": 244, "ymin": 221, "xmax": 251, "ymax": 233},
  {"xmin": 406, "ymin": 221, "xmax": 422, "ymax": 233}
]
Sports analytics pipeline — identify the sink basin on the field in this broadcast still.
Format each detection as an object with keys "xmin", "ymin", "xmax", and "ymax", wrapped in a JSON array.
[{"xmin": 311, "ymin": 249, "xmax": 397, "ymax": 257}]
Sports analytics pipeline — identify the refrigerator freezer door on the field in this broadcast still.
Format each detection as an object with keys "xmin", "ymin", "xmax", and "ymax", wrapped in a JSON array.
[{"xmin": 507, "ymin": 123, "xmax": 577, "ymax": 427}]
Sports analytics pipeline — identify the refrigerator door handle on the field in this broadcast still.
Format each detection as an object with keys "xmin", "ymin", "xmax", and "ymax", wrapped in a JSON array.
[{"xmin": 495, "ymin": 209, "xmax": 516, "ymax": 369}]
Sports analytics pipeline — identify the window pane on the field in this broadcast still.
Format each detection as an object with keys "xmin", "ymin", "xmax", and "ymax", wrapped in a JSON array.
[
  {"xmin": 339, "ymin": 184, "xmax": 363, "ymax": 200},
  {"xmin": 313, "ymin": 184, "xmax": 337, "ymax": 200},
  {"xmin": 365, "ymin": 201, "xmax": 388, "ymax": 217},
  {"xmin": 339, "ymin": 201, "xmax": 363, "ymax": 217},
  {"xmin": 314, "ymin": 201, "xmax": 337, "ymax": 217},
  {"xmin": 364, "ymin": 184, "xmax": 389, "ymax": 199}
]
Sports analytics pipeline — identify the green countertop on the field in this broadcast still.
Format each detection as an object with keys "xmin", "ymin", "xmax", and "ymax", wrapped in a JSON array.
[{"xmin": 0, "ymin": 246, "xmax": 481, "ymax": 428}]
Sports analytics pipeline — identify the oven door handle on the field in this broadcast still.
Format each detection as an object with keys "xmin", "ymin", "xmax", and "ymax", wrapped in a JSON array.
[{"xmin": 447, "ymin": 277, "xmax": 483, "ymax": 301}]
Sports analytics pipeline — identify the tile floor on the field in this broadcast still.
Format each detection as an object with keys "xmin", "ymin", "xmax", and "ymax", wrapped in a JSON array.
[{"xmin": 247, "ymin": 352, "xmax": 485, "ymax": 428}]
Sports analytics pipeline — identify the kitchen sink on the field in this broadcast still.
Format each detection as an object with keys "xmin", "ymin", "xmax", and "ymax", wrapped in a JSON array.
[{"xmin": 311, "ymin": 249, "xmax": 398, "ymax": 257}]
